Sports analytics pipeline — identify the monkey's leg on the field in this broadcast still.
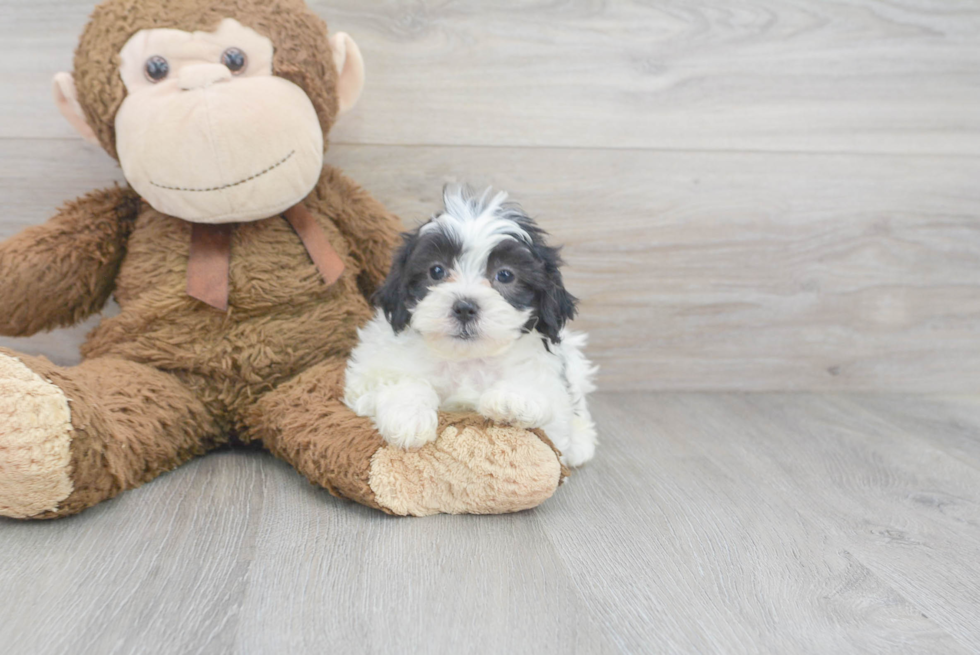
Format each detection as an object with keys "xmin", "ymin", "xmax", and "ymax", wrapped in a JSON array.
[
  {"xmin": 245, "ymin": 356, "xmax": 566, "ymax": 516},
  {"xmin": 0, "ymin": 349, "xmax": 223, "ymax": 519}
]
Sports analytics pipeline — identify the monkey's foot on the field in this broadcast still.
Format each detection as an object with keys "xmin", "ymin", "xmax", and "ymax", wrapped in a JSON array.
[
  {"xmin": 0, "ymin": 353, "xmax": 74, "ymax": 519},
  {"xmin": 368, "ymin": 414, "xmax": 566, "ymax": 516}
]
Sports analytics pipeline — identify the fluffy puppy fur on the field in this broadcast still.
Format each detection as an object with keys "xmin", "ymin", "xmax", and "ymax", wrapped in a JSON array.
[{"xmin": 344, "ymin": 187, "xmax": 598, "ymax": 466}]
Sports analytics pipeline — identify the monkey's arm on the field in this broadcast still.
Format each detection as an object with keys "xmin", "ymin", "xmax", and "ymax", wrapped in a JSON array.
[
  {"xmin": 0, "ymin": 185, "xmax": 139, "ymax": 336},
  {"xmin": 319, "ymin": 166, "xmax": 403, "ymax": 300}
]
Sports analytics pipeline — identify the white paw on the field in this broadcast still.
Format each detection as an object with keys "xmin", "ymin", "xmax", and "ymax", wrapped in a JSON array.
[
  {"xmin": 559, "ymin": 438, "xmax": 596, "ymax": 468},
  {"xmin": 478, "ymin": 389, "xmax": 551, "ymax": 428},
  {"xmin": 373, "ymin": 381, "xmax": 440, "ymax": 450},
  {"xmin": 559, "ymin": 415, "xmax": 598, "ymax": 468},
  {"xmin": 375, "ymin": 406, "xmax": 439, "ymax": 450},
  {"xmin": 0, "ymin": 353, "xmax": 74, "ymax": 518}
]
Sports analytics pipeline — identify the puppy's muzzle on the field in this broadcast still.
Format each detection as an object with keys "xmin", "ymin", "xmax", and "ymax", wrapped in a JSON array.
[{"xmin": 452, "ymin": 298, "xmax": 479, "ymax": 325}]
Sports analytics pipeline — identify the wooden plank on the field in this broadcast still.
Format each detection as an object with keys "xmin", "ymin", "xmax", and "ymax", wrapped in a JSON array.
[
  {"xmin": 0, "ymin": 452, "xmax": 264, "ymax": 655},
  {"xmin": 234, "ymin": 459, "xmax": 609, "ymax": 655},
  {"xmin": 537, "ymin": 393, "xmax": 974, "ymax": 653},
  {"xmin": 3, "ymin": 393, "xmax": 979, "ymax": 653},
  {"xmin": 843, "ymin": 395, "xmax": 980, "ymax": 471},
  {"xmin": 0, "ymin": 444, "xmax": 608, "ymax": 654},
  {"xmin": 689, "ymin": 393, "xmax": 980, "ymax": 650},
  {"xmin": 3, "ymin": 139, "xmax": 977, "ymax": 392},
  {"xmin": 3, "ymin": 0, "xmax": 980, "ymax": 154}
]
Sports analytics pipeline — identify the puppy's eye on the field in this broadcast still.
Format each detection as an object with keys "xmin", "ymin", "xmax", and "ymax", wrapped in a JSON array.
[
  {"xmin": 495, "ymin": 269, "xmax": 515, "ymax": 284},
  {"xmin": 429, "ymin": 265, "xmax": 447, "ymax": 280},
  {"xmin": 221, "ymin": 48, "xmax": 248, "ymax": 74},
  {"xmin": 144, "ymin": 56, "xmax": 170, "ymax": 82}
]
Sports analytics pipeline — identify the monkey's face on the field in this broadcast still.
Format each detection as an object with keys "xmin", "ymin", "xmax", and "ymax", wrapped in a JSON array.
[{"xmin": 114, "ymin": 19, "xmax": 324, "ymax": 224}]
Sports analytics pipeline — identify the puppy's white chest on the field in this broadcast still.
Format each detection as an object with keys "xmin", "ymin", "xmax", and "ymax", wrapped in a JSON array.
[{"xmin": 435, "ymin": 358, "xmax": 504, "ymax": 410}]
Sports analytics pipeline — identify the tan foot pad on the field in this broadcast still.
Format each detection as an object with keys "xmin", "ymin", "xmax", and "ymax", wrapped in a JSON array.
[
  {"xmin": 0, "ymin": 354, "xmax": 74, "ymax": 519},
  {"xmin": 368, "ymin": 421, "xmax": 562, "ymax": 516}
]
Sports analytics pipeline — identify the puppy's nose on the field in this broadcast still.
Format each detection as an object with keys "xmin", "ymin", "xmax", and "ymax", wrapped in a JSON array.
[{"xmin": 452, "ymin": 299, "xmax": 479, "ymax": 323}]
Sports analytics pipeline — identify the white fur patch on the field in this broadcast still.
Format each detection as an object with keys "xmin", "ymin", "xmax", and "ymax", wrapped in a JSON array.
[
  {"xmin": 421, "ymin": 188, "xmax": 531, "ymax": 278},
  {"xmin": 410, "ymin": 282, "xmax": 531, "ymax": 360},
  {"xmin": 370, "ymin": 379, "xmax": 440, "ymax": 450},
  {"xmin": 0, "ymin": 354, "xmax": 74, "ymax": 519},
  {"xmin": 345, "ymin": 313, "xmax": 599, "ymax": 467}
]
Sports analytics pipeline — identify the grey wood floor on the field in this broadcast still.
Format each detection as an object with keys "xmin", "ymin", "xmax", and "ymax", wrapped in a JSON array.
[{"xmin": 1, "ymin": 393, "xmax": 979, "ymax": 654}]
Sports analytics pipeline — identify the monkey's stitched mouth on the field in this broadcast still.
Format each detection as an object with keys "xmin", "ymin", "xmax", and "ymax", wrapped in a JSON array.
[{"xmin": 149, "ymin": 150, "xmax": 295, "ymax": 193}]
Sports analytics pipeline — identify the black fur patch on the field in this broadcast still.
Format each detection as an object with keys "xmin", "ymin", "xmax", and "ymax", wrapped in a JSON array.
[
  {"xmin": 486, "ymin": 225, "xmax": 577, "ymax": 343},
  {"xmin": 373, "ymin": 228, "xmax": 462, "ymax": 332}
]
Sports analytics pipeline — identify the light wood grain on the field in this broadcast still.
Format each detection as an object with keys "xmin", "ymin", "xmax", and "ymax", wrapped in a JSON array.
[
  {"xmin": 2, "ymin": 393, "xmax": 979, "ymax": 653},
  {"xmin": 848, "ymin": 395, "xmax": 980, "ymax": 470},
  {"xmin": 0, "ymin": 452, "xmax": 264, "ymax": 654},
  {"xmin": 715, "ymin": 394, "xmax": 980, "ymax": 649},
  {"xmin": 2, "ymin": 1, "xmax": 979, "ymax": 391},
  {"xmin": 2, "ymin": 2, "xmax": 980, "ymax": 653},
  {"xmin": 235, "ymin": 461, "xmax": 610, "ymax": 655},
  {"xmin": 4, "ymin": 1, "xmax": 980, "ymax": 154},
  {"xmin": 3, "ymin": 139, "xmax": 978, "ymax": 391},
  {"xmin": 539, "ymin": 393, "xmax": 980, "ymax": 653}
]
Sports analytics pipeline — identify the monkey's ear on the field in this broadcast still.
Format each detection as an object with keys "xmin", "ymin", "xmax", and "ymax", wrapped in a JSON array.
[
  {"xmin": 52, "ymin": 73, "xmax": 99, "ymax": 145},
  {"xmin": 329, "ymin": 32, "xmax": 365, "ymax": 115}
]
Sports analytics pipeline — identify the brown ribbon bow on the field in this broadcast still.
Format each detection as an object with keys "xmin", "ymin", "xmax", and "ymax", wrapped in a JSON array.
[{"xmin": 186, "ymin": 203, "xmax": 345, "ymax": 311}]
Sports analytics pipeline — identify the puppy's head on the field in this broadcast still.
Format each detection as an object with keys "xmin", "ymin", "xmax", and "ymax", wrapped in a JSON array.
[{"xmin": 375, "ymin": 186, "xmax": 577, "ymax": 360}]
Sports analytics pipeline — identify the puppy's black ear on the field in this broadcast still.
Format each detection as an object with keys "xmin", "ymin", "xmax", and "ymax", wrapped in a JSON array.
[
  {"xmin": 533, "ymin": 243, "xmax": 578, "ymax": 344},
  {"xmin": 372, "ymin": 230, "xmax": 418, "ymax": 333}
]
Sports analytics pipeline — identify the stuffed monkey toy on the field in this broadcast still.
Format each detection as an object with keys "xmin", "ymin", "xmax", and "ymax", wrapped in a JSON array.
[{"xmin": 0, "ymin": 0, "xmax": 565, "ymax": 520}]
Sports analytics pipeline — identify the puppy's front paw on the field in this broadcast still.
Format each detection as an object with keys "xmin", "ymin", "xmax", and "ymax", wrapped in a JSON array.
[
  {"xmin": 374, "ymin": 382, "xmax": 440, "ymax": 450},
  {"xmin": 559, "ymin": 437, "xmax": 596, "ymax": 468},
  {"xmin": 376, "ymin": 407, "xmax": 439, "ymax": 450},
  {"xmin": 478, "ymin": 388, "xmax": 551, "ymax": 428}
]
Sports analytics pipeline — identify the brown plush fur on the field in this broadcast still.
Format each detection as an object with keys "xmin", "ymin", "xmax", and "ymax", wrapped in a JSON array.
[
  {"xmin": 2, "ymin": 349, "xmax": 224, "ymax": 519},
  {"xmin": 0, "ymin": 186, "xmax": 139, "ymax": 336},
  {"xmin": 0, "ymin": 0, "xmax": 564, "ymax": 519},
  {"xmin": 245, "ymin": 356, "xmax": 389, "ymax": 511},
  {"xmin": 1, "ymin": 164, "xmax": 401, "ymax": 517},
  {"xmin": 79, "ymin": 166, "xmax": 389, "ymax": 426}
]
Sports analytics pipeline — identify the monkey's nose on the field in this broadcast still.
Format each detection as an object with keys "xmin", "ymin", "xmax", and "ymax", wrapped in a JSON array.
[{"xmin": 178, "ymin": 64, "xmax": 233, "ymax": 91}]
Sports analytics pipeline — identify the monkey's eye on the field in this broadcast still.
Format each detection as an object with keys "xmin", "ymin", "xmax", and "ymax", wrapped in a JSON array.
[
  {"xmin": 144, "ymin": 56, "xmax": 170, "ymax": 82},
  {"xmin": 429, "ymin": 265, "xmax": 447, "ymax": 281},
  {"xmin": 495, "ymin": 269, "xmax": 515, "ymax": 284},
  {"xmin": 221, "ymin": 48, "xmax": 248, "ymax": 74}
]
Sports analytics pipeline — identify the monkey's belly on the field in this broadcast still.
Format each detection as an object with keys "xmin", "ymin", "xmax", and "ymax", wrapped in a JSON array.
[
  {"xmin": 81, "ymin": 209, "xmax": 372, "ymax": 386},
  {"xmin": 82, "ymin": 289, "xmax": 370, "ymax": 386}
]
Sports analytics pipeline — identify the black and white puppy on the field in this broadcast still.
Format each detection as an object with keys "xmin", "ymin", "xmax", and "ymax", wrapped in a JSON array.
[{"xmin": 344, "ymin": 186, "xmax": 597, "ymax": 466}]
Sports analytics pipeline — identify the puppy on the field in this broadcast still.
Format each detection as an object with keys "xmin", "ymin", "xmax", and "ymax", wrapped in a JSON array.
[{"xmin": 344, "ymin": 186, "xmax": 597, "ymax": 467}]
